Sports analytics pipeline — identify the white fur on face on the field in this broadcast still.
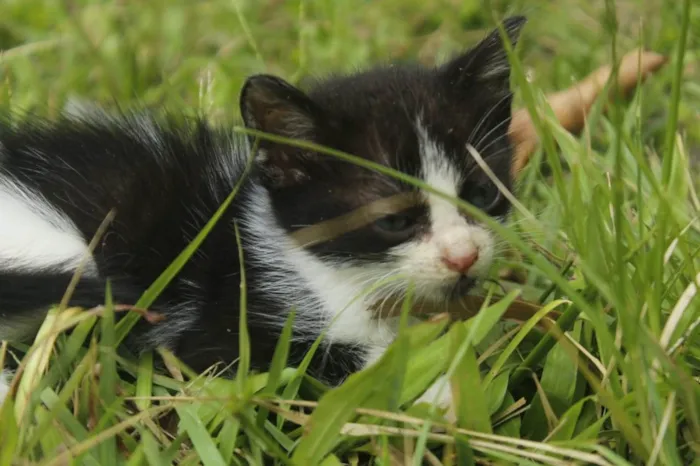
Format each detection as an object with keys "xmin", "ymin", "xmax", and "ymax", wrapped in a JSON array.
[
  {"xmin": 286, "ymin": 121, "xmax": 497, "ymax": 311},
  {"xmin": 382, "ymin": 121, "xmax": 495, "ymax": 300},
  {"xmin": 242, "ymin": 185, "xmax": 400, "ymax": 354},
  {"xmin": 246, "ymin": 120, "xmax": 497, "ymax": 377}
]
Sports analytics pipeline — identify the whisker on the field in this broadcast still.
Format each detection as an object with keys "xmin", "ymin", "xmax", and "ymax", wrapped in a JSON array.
[
  {"xmin": 472, "ymin": 115, "xmax": 513, "ymax": 157},
  {"xmin": 468, "ymin": 92, "xmax": 514, "ymax": 150},
  {"xmin": 474, "ymin": 123, "xmax": 513, "ymax": 155}
]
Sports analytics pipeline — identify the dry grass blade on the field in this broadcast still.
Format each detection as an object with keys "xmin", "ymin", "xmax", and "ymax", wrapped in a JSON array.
[
  {"xmin": 338, "ymin": 423, "xmax": 593, "ymax": 466},
  {"xmin": 647, "ymin": 392, "xmax": 676, "ymax": 466},
  {"xmin": 660, "ymin": 272, "xmax": 700, "ymax": 350},
  {"xmin": 254, "ymin": 398, "xmax": 612, "ymax": 465},
  {"xmin": 290, "ymin": 192, "xmax": 420, "ymax": 247},
  {"xmin": 491, "ymin": 397, "xmax": 528, "ymax": 427},
  {"xmin": 13, "ymin": 306, "xmax": 83, "ymax": 421}
]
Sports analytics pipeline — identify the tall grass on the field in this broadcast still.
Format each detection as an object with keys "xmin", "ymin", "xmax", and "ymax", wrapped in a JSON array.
[{"xmin": 0, "ymin": 0, "xmax": 698, "ymax": 464}]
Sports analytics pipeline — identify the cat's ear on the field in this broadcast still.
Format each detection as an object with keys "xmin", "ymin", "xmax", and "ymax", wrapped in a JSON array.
[
  {"xmin": 440, "ymin": 16, "xmax": 527, "ymax": 94},
  {"xmin": 240, "ymin": 74, "xmax": 321, "ymax": 141},
  {"xmin": 239, "ymin": 75, "xmax": 324, "ymax": 187}
]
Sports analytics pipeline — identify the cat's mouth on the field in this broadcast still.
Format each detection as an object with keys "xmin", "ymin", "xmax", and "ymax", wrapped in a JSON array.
[
  {"xmin": 369, "ymin": 275, "xmax": 480, "ymax": 319},
  {"xmin": 449, "ymin": 275, "xmax": 477, "ymax": 298}
]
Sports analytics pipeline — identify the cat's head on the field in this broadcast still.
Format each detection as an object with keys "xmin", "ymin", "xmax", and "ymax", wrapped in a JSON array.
[{"xmin": 240, "ymin": 16, "xmax": 525, "ymax": 304}]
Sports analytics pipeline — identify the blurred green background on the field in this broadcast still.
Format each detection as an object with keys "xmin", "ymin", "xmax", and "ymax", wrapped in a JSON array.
[{"xmin": 0, "ymin": 0, "xmax": 697, "ymax": 154}]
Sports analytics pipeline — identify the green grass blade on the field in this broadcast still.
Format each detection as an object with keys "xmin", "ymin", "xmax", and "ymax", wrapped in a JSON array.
[
  {"xmin": 257, "ymin": 311, "xmax": 295, "ymax": 427},
  {"xmin": 385, "ymin": 285, "xmax": 414, "ymax": 412},
  {"xmin": 451, "ymin": 328, "xmax": 492, "ymax": 433},
  {"xmin": 135, "ymin": 351, "xmax": 154, "ymax": 412},
  {"xmin": 293, "ymin": 318, "xmax": 448, "ymax": 464},
  {"xmin": 175, "ymin": 403, "xmax": 228, "ymax": 466},
  {"xmin": 234, "ymin": 221, "xmax": 251, "ymax": 396},
  {"xmin": 485, "ymin": 370, "xmax": 510, "ymax": 417},
  {"xmin": 465, "ymin": 289, "xmax": 520, "ymax": 346},
  {"xmin": 39, "ymin": 388, "xmax": 102, "ymax": 465},
  {"xmin": 217, "ymin": 417, "xmax": 241, "ymax": 463},
  {"xmin": 141, "ymin": 430, "xmax": 168, "ymax": 466},
  {"xmin": 290, "ymin": 359, "xmax": 386, "ymax": 464},
  {"xmin": 98, "ymin": 281, "xmax": 118, "ymax": 466},
  {"xmin": 0, "ymin": 398, "xmax": 18, "ymax": 466},
  {"xmin": 124, "ymin": 442, "xmax": 146, "ymax": 466}
]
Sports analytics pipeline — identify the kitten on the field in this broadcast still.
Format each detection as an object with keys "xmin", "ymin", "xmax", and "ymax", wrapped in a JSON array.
[{"xmin": 0, "ymin": 16, "xmax": 526, "ymax": 414}]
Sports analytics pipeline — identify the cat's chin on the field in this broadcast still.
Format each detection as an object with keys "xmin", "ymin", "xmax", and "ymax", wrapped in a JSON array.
[
  {"xmin": 448, "ymin": 275, "xmax": 478, "ymax": 299},
  {"xmin": 409, "ymin": 275, "xmax": 480, "ymax": 304},
  {"xmin": 421, "ymin": 275, "xmax": 479, "ymax": 304},
  {"xmin": 368, "ymin": 276, "xmax": 481, "ymax": 319}
]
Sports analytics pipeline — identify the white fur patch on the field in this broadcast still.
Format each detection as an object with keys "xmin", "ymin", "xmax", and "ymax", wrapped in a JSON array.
[
  {"xmin": 417, "ymin": 121, "xmax": 494, "ymax": 277},
  {"xmin": 380, "ymin": 121, "xmax": 495, "ymax": 300},
  {"xmin": 0, "ymin": 176, "xmax": 96, "ymax": 342},
  {"xmin": 0, "ymin": 177, "xmax": 96, "ymax": 275},
  {"xmin": 241, "ymin": 184, "xmax": 398, "ymax": 367},
  {"xmin": 415, "ymin": 375, "xmax": 455, "ymax": 420}
]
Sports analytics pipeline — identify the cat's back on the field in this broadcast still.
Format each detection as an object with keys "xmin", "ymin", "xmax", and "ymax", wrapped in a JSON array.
[{"xmin": 0, "ymin": 109, "xmax": 251, "ymax": 279}]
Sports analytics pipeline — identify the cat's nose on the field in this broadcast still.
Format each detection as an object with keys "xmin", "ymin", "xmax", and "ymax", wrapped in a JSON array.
[{"xmin": 441, "ymin": 250, "xmax": 479, "ymax": 274}]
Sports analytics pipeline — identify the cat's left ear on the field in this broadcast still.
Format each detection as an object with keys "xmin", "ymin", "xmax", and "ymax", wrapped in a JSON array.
[
  {"xmin": 440, "ymin": 16, "xmax": 527, "ymax": 95},
  {"xmin": 239, "ymin": 75, "xmax": 328, "ymax": 187},
  {"xmin": 240, "ymin": 74, "xmax": 322, "ymax": 142}
]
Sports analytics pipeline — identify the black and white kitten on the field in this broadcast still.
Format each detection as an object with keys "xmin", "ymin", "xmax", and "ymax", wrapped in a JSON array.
[{"xmin": 0, "ymin": 17, "xmax": 526, "ymax": 412}]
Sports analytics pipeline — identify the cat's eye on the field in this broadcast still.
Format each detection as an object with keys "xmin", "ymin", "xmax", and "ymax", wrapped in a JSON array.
[
  {"xmin": 467, "ymin": 184, "xmax": 504, "ymax": 214},
  {"xmin": 373, "ymin": 213, "xmax": 418, "ymax": 239}
]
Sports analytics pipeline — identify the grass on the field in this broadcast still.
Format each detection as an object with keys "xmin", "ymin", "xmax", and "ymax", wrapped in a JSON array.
[{"xmin": 1, "ymin": 0, "xmax": 699, "ymax": 464}]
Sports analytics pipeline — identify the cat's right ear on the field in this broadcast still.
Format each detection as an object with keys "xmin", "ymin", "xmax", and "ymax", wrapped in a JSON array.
[{"xmin": 440, "ymin": 16, "xmax": 527, "ymax": 98}]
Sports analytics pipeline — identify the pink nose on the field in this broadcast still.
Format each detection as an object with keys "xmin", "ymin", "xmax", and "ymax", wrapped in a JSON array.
[{"xmin": 442, "ymin": 250, "xmax": 479, "ymax": 274}]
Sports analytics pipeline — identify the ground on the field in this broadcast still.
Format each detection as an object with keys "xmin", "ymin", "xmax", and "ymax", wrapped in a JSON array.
[{"xmin": 0, "ymin": 0, "xmax": 698, "ymax": 465}]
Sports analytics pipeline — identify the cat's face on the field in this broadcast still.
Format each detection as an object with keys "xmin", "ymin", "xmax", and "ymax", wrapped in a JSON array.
[{"xmin": 241, "ymin": 17, "xmax": 525, "ymax": 304}]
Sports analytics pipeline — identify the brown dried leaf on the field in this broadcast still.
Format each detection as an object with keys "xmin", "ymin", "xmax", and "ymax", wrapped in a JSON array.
[
  {"xmin": 510, "ymin": 48, "xmax": 668, "ymax": 176},
  {"xmin": 372, "ymin": 294, "xmax": 559, "ymax": 325}
]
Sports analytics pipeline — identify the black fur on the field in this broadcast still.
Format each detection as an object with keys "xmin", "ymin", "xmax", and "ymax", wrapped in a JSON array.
[{"xmin": 0, "ymin": 17, "xmax": 525, "ymax": 386}]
